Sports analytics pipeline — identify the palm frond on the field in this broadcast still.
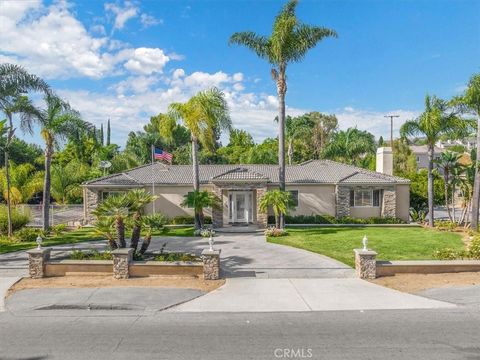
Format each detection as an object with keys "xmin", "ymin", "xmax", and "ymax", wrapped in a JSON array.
[{"xmin": 229, "ymin": 32, "xmax": 271, "ymax": 60}]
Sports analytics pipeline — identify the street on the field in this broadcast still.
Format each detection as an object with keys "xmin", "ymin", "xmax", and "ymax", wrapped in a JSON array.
[{"xmin": 1, "ymin": 288, "xmax": 479, "ymax": 360}]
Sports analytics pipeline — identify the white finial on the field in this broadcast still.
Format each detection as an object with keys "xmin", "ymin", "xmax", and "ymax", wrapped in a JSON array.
[
  {"xmin": 362, "ymin": 235, "xmax": 368, "ymax": 251},
  {"xmin": 36, "ymin": 235, "xmax": 43, "ymax": 250}
]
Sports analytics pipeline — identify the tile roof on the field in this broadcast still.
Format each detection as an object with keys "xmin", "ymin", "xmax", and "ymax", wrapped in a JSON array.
[{"xmin": 84, "ymin": 160, "xmax": 409, "ymax": 187}]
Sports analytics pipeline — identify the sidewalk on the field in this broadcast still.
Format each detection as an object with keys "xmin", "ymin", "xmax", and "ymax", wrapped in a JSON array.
[{"xmin": 168, "ymin": 278, "xmax": 456, "ymax": 312}]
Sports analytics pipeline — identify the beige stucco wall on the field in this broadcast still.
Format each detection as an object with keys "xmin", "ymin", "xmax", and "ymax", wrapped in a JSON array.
[
  {"xmin": 265, "ymin": 184, "xmax": 337, "ymax": 217},
  {"xmin": 350, "ymin": 206, "xmax": 381, "ymax": 218},
  {"xmin": 143, "ymin": 185, "xmax": 213, "ymax": 217},
  {"xmin": 396, "ymin": 184, "xmax": 410, "ymax": 221}
]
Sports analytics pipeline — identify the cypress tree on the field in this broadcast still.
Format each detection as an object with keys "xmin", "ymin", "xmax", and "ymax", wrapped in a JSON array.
[
  {"xmin": 100, "ymin": 123, "xmax": 104, "ymax": 146},
  {"xmin": 106, "ymin": 119, "xmax": 111, "ymax": 145}
]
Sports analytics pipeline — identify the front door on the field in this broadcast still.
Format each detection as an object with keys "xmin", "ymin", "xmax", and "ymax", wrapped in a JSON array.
[{"xmin": 229, "ymin": 191, "xmax": 253, "ymax": 223}]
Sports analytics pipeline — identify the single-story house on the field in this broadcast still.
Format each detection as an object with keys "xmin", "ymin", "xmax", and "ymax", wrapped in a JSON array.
[{"xmin": 82, "ymin": 147, "xmax": 410, "ymax": 227}]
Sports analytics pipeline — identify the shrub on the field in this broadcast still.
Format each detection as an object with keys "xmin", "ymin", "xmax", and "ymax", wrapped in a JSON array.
[
  {"xmin": 433, "ymin": 248, "xmax": 466, "ymax": 260},
  {"xmin": 409, "ymin": 208, "xmax": 427, "ymax": 223},
  {"xmin": 264, "ymin": 226, "xmax": 287, "ymax": 237},
  {"xmin": 468, "ymin": 237, "xmax": 480, "ymax": 259},
  {"xmin": 154, "ymin": 252, "xmax": 199, "ymax": 262},
  {"xmin": 269, "ymin": 214, "xmax": 406, "ymax": 225},
  {"xmin": 0, "ymin": 206, "xmax": 30, "ymax": 233},
  {"xmin": 13, "ymin": 227, "xmax": 42, "ymax": 242},
  {"xmin": 70, "ymin": 249, "xmax": 112, "ymax": 260},
  {"xmin": 50, "ymin": 224, "xmax": 67, "ymax": 236},
  {"xmin": 435, "ymin": 220, "xmax": 457, "ymax": 231},
  {"xmin": 170, "ymin": 215, "xmax": 212, "ymax": 225}
]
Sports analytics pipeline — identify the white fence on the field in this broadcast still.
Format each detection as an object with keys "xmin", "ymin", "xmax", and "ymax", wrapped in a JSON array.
[{"xmin": 17, "ymin": 204, "xmax": 84, "ymax": 227}]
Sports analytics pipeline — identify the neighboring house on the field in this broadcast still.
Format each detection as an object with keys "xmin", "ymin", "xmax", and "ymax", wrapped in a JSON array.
[
  {"xmin": 436, "ymin": 137, "xmax": 476, "ymax": 151},
  {"xmin": 410, "ymin": 145, "xmax": 444, "ymax": 171},
  {"xmin": 82, "ymin": 152, "xmax": 410, "ymax": 227}
]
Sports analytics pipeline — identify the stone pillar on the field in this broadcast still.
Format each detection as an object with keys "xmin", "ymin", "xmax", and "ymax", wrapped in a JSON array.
[
  {"xmin": 354, "ymin": 249, "xmax": 377, "ymax": 279},
  {"xmin": 382, "ymin": 187, "xmax": 396, "ymax": 218},
  {"xmin": 202, "ymin": 249, "xmax": 221, "ymax": 280},
  {"xmin": 256, "ymin": 187, "xmax": 268, "ymax": 228},
  {"xmin": 84, "ymin": 187, "xmax": 100, "ymax": 224},
  {"xmin": 26, "ymin": 248, "xmax": 51, "ymax": 279},
  {"xmin": 336, "ymin": 186, "xmax": 351, "ymax": 218},
  {"xmin": 212, "ymin": 186, "xmax": 224, "ymax": 228},
  {"xmin": 112, "ymin": 248, "xmax": 133, "ymax": 279}
]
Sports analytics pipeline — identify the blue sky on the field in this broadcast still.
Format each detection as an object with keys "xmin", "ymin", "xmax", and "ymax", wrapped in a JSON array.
[{"xmin": 0, "ymin": 0, "xmax": 479, "ymax": 146}]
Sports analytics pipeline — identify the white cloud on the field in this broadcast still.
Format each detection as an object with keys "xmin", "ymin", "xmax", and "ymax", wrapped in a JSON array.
[
  {"xmin": 104, "ymin": 1, "xmax": 138, "ymax": 31},
  {"xmin": 124, "ymin": 47, "xmax": 170, "ymax": 75},
  {"xmin": 0, "ymin": 1, "xmax": 176, "ymax": 80},
  {"xmin": 140, "ymin": 13, "xmax": 162, "ymax": 28}
]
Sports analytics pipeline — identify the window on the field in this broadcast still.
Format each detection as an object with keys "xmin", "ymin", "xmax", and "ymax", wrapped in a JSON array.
[
  {"xmin": 289, "ymin": 190, "xmax": 299, "ymax": 207},
  {"xmin": 349, "ymin": 189, "xmax": 381, "ymax": 207},
  {"xmin": 101, "ymin": 191, "xmax": 124, "ymax": 201}
]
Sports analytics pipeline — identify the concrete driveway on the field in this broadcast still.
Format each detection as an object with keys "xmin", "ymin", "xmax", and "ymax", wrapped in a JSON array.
[
  {"xmin": 0, "ymin": 233, "xmax": 353, "ymax": 279},
  {"xmin": 148, "ymin": 233, "xmax": 355, "ymax": 278}
]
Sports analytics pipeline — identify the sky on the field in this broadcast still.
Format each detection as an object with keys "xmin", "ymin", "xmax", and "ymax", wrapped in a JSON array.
[{"xmin": 0, "ymin": 0, "xmax": 479, "ymax": 147}]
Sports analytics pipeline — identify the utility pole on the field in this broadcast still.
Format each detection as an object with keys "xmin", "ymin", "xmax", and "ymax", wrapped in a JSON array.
[{"xmin": 384, "ymin": 115, "xmax": 400, "ymax": 147}]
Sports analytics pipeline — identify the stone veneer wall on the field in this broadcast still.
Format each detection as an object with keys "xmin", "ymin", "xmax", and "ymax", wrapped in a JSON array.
[
  {"xmin": 335, "ymin": 186, "xmax": 351, "ymax": 218},
  {"xmin": 256, "ymin": 187, "xmax": 268, "ymax": 228},
  {"xmin": 212, "ymin": 186, "xmax": 224, "ymax": 228},
  {"xmin": 381, "ymin": 187, "xmax": 396, "ymax": 218},
  {"xmin": 84, "ymin": 187, "xmax": 99, "ymax": 224}
]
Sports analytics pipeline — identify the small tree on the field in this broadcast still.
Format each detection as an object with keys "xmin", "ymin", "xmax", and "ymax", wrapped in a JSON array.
[
  {"xmin": 139, "ymin": 214, "xmax": 167, "ymax": 254},
  {"xmin": 93, "ymin": 194, "xmax": 130, "ymax": 248},
  {"xmin": 93, "ymin": 217, "xmax": 117, "ymax": 250},
  {"xmin": 180, "ymin": 191, "xmax": 221, "ymax": 229},
  {"xmin": 259, "ymin": 190, "xmax": 292, "ymax": 229},
  {"xmin": 126, "ymin": 189, "xmax": 158, "ymax": 251},
  {"xmin": 435, "ymin": 151, "xmax": 462, "ymax": 221}
]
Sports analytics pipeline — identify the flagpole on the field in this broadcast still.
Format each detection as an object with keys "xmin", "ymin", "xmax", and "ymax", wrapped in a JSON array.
[{"xmin": 151, "ymin": 145, "xmax": 156, "ymax": 214}]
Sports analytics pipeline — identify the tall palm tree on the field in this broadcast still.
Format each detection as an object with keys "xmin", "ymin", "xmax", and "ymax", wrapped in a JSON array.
[
  {"xmin": 322, "ymin": 128, "xmax": 376, "ymax": 166},
  {"xmin": 230, "ymin": 0, "xmax": 337, "ymax": 226},
  {"xmin": 160, "ymin": 88, "xmax": 231, "ymax": 230},
  {"xmin": 0, "ymin": 63, "xmax": 50, "ymax": 236},
  {"xmin": 35, "ymin": 94, "xmax": 88, "ymax": 230},
  {"xmin": 452, "ymin": 74, "xmax": 480, "ymax": 229},
  {"xmin": 401, "ymin": 95, "xmax": 467, "ymax": 227}
]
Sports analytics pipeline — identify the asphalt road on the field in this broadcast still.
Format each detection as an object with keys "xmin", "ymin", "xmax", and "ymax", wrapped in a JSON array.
[{"xmin": 0, "ymin": 305, "xmax": 479, "ymax": 359}]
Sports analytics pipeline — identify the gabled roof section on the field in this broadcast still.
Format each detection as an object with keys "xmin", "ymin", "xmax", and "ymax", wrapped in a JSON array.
[
  {"xmin": 83, "ymin": 172, "xmax": 141, "ymax": 186},
  {"xmin": 211, "ymin": 167, "xmax": 268, "ymax": 182}
]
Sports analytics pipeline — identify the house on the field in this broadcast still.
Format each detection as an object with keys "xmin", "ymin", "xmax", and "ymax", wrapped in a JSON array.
[
  {"xmin": 82, "ymin": 148, "xmax": 410, "ymax": 227},
  {"xmin": 410, "ymin": 145, "xmax": 444, "ymax": 171}
]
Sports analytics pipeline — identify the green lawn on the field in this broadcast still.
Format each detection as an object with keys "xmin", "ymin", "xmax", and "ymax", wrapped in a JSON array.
[
  {"xmin": 0, "ymin": 226, "xmax": 195, "ymax": 254},
  {"xmin": 0, "ymin": 227, "xmax": 103, "ymax": 254},
  {"xmin": 267, "ymin": 226, "xmax": 465, "ymax": 267}
]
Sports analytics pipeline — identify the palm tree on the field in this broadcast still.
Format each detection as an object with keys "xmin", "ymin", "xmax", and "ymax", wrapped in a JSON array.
[
  {"xmin": 401, "ymin": 95, "xmax": 467, "ymax": 227},
  {"xmin": 259, "ymin": 189, "xmax": 292, "ymax": 229},
  {"xmin": 452, "ymin": 74, "xmax": 480, "ymax": 229},
  {"xmin": 93, "ymin": 217, "xmax": 118, "ymax": 250},
  {"xmin": 285, "ymin": 116, "xmax": 311, "ymax": 165},
  {"xmin": 35, "ymin": 94, "xmax": 89, "ymax": 230},
  {"xmin": 125, "ymin": 189, "xmax": 157, "ymax": 251},
  {"xmin": 0, "ymin": 63, "xmax": 50, "ymax": 237},
  {"xmin": 93, "ymin": 194, "xmax": 130, "ymax": 248},
  {"xmin": 50, "ymin": 160, "xmax": 89, "ymax": 204},
  {"xmin": 139, "ymin": 214, "xmax": 167, "ymax": 254},
  {"xmin": 160, "ymin": 88, "xmax": 231, "ymax": 229},
  {"xmin": 435, "ymin": 151, "xmax": 462, "ymax": 221},
  {"xmin": 230, "ymin": 0, "xmax": 337, "ymax": 227},
  {"xmin": 180, "ymin": 190, "xmax": 221, "ymax": 229},
  {"xmin": 322, "ymin": 128, "xmax": 376, "ymax": 166}
]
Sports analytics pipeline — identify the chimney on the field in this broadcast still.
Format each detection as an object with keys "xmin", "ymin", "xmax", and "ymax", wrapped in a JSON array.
[{"xmin": 376, "ymin": 147, "xmax": 393, "ymax": 175}]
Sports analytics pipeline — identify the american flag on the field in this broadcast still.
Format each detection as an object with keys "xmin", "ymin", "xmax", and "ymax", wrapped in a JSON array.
[{"xmin": 153, "ymin": 146, "xmax": 173, "ymax": 163}]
